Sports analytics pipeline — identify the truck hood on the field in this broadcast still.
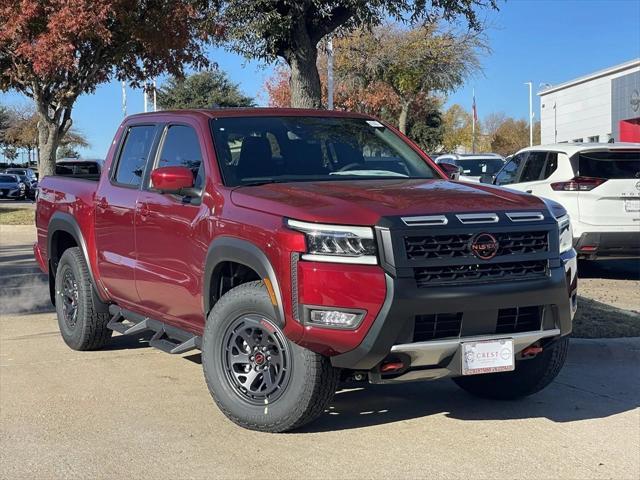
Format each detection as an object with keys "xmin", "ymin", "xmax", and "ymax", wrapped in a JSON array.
[{"xmin": 230, "ymin": 179, "xmax": 547, "ymax": 225}]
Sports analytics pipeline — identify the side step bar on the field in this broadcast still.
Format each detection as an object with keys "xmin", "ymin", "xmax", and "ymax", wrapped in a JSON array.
[{"xmin": 107, "ymin": 305, "xmax": 202, "ymax": 355}]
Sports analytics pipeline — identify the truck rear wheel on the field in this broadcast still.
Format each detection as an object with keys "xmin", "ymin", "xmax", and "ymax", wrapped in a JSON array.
[
  {"xmin": 453, "ymin": 337, "xmax": 569, "ymax": 400},
  {"xmin": 202, "ymin": 281, "xmax": 340, "ymax": 432},
  {"xmin": 55, "ymin": 247, "xmax": 111, "ymax": 350}
]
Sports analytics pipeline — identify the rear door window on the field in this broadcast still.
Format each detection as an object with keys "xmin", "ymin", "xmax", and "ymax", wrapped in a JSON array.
[
  {"xmin": 519, "ymin": 152, "xmax": 547, "ymax": 182},
  {"xmin": 114, "ymin": 125, "xmax": 157, "ymax": 187},
  {"xmin": 578, "ymin": 151, "xmax": 640, "ymax": 179},
  {"xmin": 542, "ymin": 153, "xmax": 558, "ymax": 179}
]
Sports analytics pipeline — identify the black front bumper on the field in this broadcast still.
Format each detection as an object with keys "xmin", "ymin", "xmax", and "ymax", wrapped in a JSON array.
[
  {"xmin": 331, "ymin": 212, "xmax": 577, "ymax": 371},
  {"xmin": 0, "ymin": 188, "xmax": 22, "ymax": 199},
  {"xmin": 575, "ymin": 231, "xmax": 640, "ymax": 258}
]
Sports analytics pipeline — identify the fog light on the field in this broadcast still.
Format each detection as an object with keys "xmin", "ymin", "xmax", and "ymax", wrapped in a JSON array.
[{"xmin": 308, "ymin": 309, "xmax": 364, "ymax": 329}]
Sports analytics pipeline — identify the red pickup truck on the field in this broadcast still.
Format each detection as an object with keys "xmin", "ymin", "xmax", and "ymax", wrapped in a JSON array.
[{"xmin": 35, "ymin": 108, "xmax": 577, "ymax": 432}]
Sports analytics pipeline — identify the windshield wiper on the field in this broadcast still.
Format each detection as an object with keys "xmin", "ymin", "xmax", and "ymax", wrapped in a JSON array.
[{"xmin": 236, "ymin": 179, "xmax": 288, "ymax": 187}]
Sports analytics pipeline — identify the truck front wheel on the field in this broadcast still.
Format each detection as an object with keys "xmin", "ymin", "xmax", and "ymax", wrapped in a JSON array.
[
  {"xmin": 55, "ymin": 247, "xmax": 111, "ymax": 350},
  {"xmin": 202, "ymin": 281, "xmax": 340, "ymax": 432},
  {"xmin": 452, "ymin": 337, "xmax": 569, "ymax": 400}
]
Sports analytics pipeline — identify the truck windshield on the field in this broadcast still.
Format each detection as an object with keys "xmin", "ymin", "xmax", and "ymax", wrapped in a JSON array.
[
  {"xmin": 210, "ymin": 116, "xmax": 439, "ymax": 186},
  {"xmin": 0, "ymin": 175, "xmax": 17, "ymax": 182}
]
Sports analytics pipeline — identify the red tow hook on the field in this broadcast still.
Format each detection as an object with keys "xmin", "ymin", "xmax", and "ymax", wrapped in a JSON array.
[
  {"xmin": 380, "ymin": 361, "xmax": 405, "ymax": 373},
  {"xmin": 521, "ymin": 346, "xmax": 543, "ymax": 357}
]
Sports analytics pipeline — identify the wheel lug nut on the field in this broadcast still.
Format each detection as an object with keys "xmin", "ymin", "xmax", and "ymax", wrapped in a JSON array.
[{"xmin": 267, "ymin": 356, "xmax": 271, "ymax": 361}]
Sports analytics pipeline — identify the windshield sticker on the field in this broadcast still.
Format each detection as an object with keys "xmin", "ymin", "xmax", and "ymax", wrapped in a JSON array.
[{"xmin": 366, "ymin": 120, "xmax": 384, "ymax": 128}]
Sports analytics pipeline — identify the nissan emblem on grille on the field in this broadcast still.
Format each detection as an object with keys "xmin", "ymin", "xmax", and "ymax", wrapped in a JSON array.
[{"xmin": 470, "ymin": 233, "xmax": 499, "ymax": 260}]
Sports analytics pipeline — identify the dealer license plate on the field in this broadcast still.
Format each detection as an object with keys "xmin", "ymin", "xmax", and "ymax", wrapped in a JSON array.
[
  {"xmin": 624, "ymin": 199, "xmax": 640, "ymax": 212},
  {"xmin": 461, "ymin": 338, "xmax": 515, "ymax": 376}
]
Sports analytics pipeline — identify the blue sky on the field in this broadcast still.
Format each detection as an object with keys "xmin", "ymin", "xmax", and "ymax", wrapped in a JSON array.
[{"xmin": 1, "ymin": 0, "xmax": 639, "ymax": 159}]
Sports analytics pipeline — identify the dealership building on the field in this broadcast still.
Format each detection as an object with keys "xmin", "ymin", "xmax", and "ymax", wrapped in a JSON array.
[{"xmin": 538, "ymin": 59, "xmax": 640, "ymax": 144}]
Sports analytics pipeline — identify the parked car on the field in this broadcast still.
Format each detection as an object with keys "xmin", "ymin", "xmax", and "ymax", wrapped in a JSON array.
[
  {"xmin": 435, "ymin": 153, "xmax": 505, "ymax": 182},
  {"xmin": 5, "ymin": 167, "xmax": 38, "ymax": 199},
  {"xmin": 0, "ymin": 173, "xmax": 26, "ymax": 200},
  {"xmin": 484, "ymin": 143, "xmax": 640, "ymax": 259},
  {"xmin": 34, "ymin": 109, "xmax": 577, "ymax": 432}
]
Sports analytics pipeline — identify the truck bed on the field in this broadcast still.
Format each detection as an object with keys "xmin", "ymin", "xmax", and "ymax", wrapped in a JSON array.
[{"xmin": 35, "ymin": 176, "xmax": 99, "ymax": 274}]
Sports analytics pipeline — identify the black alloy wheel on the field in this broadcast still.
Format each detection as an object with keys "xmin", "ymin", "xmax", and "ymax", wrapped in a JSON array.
[{"xmin": 222, "ymin": 314, "xmax": 291, "ymax": 404}]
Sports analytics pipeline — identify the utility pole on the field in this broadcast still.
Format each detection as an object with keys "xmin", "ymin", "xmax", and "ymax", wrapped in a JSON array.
[
  {"xmin": 153, "ymin": 79, "xmax": 157, "ymax": 112},
  {"xmin": 526, "ymin": 81, "xmax": 533, "ymax": 146},
  {"xmin": 327, "ymin": 36, "xmax": 334, "ymax": 110}
]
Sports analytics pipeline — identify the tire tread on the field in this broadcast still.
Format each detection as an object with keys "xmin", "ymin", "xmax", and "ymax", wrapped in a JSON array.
[{"xmin": 56, "ymin": 247, "xmax": 111, "ymax": 350}]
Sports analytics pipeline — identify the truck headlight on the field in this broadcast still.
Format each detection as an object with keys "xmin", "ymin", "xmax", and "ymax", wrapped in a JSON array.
[
  {"xmin": 286, "ymin": 219, "xmax": 377, "ymax": 265},
  {"xmin": 557, "ymin": 214, "xmax": 573, "ymax": 254}
]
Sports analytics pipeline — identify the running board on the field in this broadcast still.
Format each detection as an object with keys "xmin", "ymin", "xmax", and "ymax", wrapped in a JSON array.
[{"xmin": 107, "ymin": 305, "xmax": 202, "ymax": 355}]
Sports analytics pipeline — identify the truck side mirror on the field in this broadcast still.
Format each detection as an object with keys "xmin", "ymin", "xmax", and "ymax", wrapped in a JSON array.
[
  {"xmin": 151, "ymin": 166, "xmax": 194, "ymax": 194},
  {"xmin": 438, "ymin": 162, "xmax": 463, "ymax": 180}
]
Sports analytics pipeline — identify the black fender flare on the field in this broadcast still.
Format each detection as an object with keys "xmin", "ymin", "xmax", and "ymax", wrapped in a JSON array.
[
  {"xmin": 47, "ymin": 212, "xmax": 103, "ymax": 299},
  {"xmin": 203, "ymin": 236, "xmax": 285, "ymax": 325}
]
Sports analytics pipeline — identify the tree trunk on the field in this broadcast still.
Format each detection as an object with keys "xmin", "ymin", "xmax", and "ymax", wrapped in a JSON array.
[
  {"xmin": 36, "ymin": 115, "xmax": 59, "ymax": 178},
  {"xmin": 289, "ymin": 52, "xmax": 322, "ymax": 108},
  {"xmin": 398, "ymin": 100, "xmax": 411, "ymax": 135},
  {"xmin": 284, "ymin": 18, "xmax": 323, "ymax": 109},
  {"xmin": 34, "ymin": 99, "xmax": 73, "ymax": 178}
]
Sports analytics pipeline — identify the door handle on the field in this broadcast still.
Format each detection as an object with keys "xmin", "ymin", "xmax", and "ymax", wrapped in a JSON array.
[{"xmin": 137, "ymin": 204, "xmax": 150, "ymax": 218}]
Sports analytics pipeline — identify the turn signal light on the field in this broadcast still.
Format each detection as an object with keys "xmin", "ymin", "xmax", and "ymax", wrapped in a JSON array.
[{"xmin": 550, "ymin": 176, "xmax": 607, "ymax": 191}]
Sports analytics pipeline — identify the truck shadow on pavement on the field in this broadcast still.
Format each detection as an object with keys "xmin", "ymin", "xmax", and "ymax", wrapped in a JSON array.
[{"xmin": 297, "ymin": 339, "xmax": 640, "ymax": 432}]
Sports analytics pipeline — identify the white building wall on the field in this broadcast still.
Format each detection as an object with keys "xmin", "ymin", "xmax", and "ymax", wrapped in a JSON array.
[{"xmin": 539, "ymin": 61, "xmax": 640, "ymax": 144}]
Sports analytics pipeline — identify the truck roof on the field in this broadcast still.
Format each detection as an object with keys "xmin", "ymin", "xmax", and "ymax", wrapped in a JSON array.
[{"xmin": 125, "ymin": 107, "xmax": 374, "ymax": 121}]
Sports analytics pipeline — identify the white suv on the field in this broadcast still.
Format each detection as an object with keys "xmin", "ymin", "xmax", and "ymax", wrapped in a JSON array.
[{"xmin": 485, "ymin": 143, "xmax": 640, "ymax": 259}]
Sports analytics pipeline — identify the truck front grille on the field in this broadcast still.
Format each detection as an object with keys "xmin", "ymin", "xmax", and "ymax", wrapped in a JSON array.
[
  {"xmin": 414, "ymin": 260, "xmax": 548, "ymax": 287},
  {"xmin": 496, "ymin": 306, "xmax": 543, "ymax": 333},
  {"xmin": 413, "ymin": 312, "xmax": 463, "ymax": 341},
  {"xmin": 405, "ymin": 231, "xmax": 548, "ymax": 260}
]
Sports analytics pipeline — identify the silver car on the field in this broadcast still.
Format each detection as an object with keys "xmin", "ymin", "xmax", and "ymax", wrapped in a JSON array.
[{"xmin": 0, "ymin": 173, "xmax": 26, "ymax": 200}]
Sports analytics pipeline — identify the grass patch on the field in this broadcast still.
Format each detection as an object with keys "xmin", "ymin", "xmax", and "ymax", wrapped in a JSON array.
[
  {"xmin": 0, "ymin": 207, "xmax": 35, "ymax": 225},
  {"xmin": 573, "ymin": 296, "xmax": 640, "ymax": 338}
]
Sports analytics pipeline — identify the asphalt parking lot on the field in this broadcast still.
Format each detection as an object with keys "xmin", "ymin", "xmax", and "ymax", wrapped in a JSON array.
[{"xmin": 1, "ymin": 226, "xmax": 639, "ymax": 479}]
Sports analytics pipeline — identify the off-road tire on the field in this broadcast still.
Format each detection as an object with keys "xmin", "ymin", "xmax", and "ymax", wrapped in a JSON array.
[
  {"xmin": 202, "ymin": 281, "xmax": 340, "ymax": 432},
  {"xmin": 55, "ymin": 247, "xmax": 111, "ymax": 350},
  {"xmin": 453, "ymin": 337, "xmax": 569, "ymax": 400}
]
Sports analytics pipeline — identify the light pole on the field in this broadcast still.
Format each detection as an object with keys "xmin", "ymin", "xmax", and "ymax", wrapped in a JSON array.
[{"xmin": 524, "ymin": 81, "xmax": 533, "ymax": 146}]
